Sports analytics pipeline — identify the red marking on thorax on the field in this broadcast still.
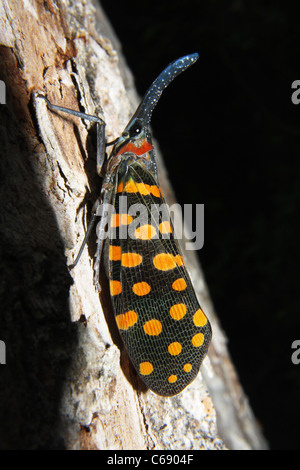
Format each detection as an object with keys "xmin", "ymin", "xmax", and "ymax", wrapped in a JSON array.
[{"xmin": 116, "ymin": 140, "xmax": 153, "ymax": 156}]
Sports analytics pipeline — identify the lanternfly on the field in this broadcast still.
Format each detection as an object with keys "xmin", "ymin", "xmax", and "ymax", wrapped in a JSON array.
[{"xmin": 39, "ymin": 53, "xmax": 212, "ymax": 396}]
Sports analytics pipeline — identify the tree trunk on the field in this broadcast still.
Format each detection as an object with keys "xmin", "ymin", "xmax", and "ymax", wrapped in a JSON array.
[{"xmin": 0, "ymin": 0, "xmax": 267, "ymax": 450}]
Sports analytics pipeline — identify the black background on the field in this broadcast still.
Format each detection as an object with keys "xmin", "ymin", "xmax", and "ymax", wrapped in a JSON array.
[{"xmin": 101, "ymin": 0, "xmax": 300, "ymax": 449}]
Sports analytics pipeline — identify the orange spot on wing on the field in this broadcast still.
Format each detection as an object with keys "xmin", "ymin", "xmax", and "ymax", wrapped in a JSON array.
[
  {"xmin": 153, "ymin": 253, "xmax": 184, "ymax": 271},
  {"xmin": 169, "ymin": 303, "xmax": 187, "ymax": 320},
  {"xmin": 174, "ymin": 254, "xmax": 184, "ymax": 267},
  {"xmin": 110, "ymin": 280, "xmax": 122, "ymax": 296},
  {"xmin": 136, "ymin": 183, "xmax": 150, "ymax": 195},
  {"xmin": 121, "ymin": 252, "xmax": 143, "ymax": 267},
  {"xmin": 132, "ymin": 281, "xmax": 151, "ymax": 296},
  {"xmin": 143, "ymin": 319, "xmax": 162, "ymax": 336},
  {"xmin": 168, "ymin": 342, "xmax": 182, "ymax": 356},
  {"xmin": 192, "ymin": 333, "xmax": 205, "ymax": 347},
  {"xmin": 120, "ymin": 181, "xmax": 161, "ymax": 198},
  {"xmin": 111, "ymin": 213, "xmax": 133, "ymax": 227},
  {"xmin": 172, "ymin": 278, "xmax": 187, "ymax": 291},
  {"xmin": 168, "ymin": 375, "xmax": 177, "ymax": 383},
  {"xmin": 139, "ymin": 361, "xmax": 154, "ymax": 376},
  {"xmin": 183, "ymin": 363, "xmax": 192, "ymax": 373},
  {"xmin": 115, "ymin": 310, "xmax": 138, "ymax": 330},
  {"xmin": 124, "ymin": 180, "xmax": 138, "ymax": 193},
  {"xmin": 193, "ymin": 309, "xmax": 207, "ymax": 327},
  {"xmin": 159, "ymin": 221, "xmax": 173, "ymax": 234},
  {"xmin": 150, "ymin": 185, "xmax": 161, "ymax": 198},
  {"xmin": 109, "ymin": 245, "xmax": 121, "ymax": 261},
  {"xmin": 153, "ymin": 253, "xmax": 177, "ymax": 271},
  {"xmin": 135, "ymin": 224, "xmax": 157, "ymax": 240}
]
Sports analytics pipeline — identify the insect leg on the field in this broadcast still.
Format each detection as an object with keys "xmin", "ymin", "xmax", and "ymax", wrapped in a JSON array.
[
  {"xmin": 37, "ymin": 94, "xmax": 106, "ymax": 176},
  {"xmin": 69, "ymin": 186, "xmax": 113, "ymax": 284},
  {"xmin": 37, "ymin": 93, "xmax": 111, "ymax": 272},
  {"xmin": 68, "ymin": 209, "xmax": 97, "ymax": 270},
  {"xmin": 93, "ymin": 189, "xmax": 113, "ymax": 291}
]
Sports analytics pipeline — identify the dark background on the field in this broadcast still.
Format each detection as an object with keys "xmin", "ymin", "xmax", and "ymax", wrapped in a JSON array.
[{"xmin": 100, "ymin": 0, "xmax": 300, "ymax": 449}]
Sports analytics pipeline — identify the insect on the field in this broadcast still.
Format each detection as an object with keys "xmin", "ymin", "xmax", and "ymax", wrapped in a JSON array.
[{"xmin": 39, "ymin": 53, "xmax": 212, "ymax": 396}]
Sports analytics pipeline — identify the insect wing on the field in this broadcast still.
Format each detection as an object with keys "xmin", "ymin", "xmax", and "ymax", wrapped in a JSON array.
[{"xmin": 108, "ymin": 163, "xmax": 211, "ymax": 396}]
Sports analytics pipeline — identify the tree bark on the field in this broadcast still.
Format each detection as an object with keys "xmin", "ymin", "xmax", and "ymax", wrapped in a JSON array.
[{"xmin": 0, "ymin": 0, "xmax": 267, "ymax": 449}]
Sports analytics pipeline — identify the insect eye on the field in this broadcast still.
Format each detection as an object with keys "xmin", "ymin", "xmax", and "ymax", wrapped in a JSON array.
[{"xmin": 130, "ymin": 120, "xmax": 143, "ymax": 137}]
